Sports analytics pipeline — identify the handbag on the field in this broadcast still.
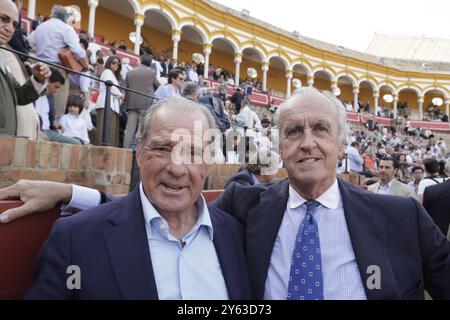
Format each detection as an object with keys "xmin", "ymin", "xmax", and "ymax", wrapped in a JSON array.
[{"xmin": 58, "ymin": 48, "xmax": 87, "ymax": 73}]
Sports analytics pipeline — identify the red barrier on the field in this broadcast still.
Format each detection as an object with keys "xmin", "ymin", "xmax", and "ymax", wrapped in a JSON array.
[
  {"xmin": 0, "ymin": 202, "xmax": 60, "ymax": 299},
  {"xmin": 0, "ymin": 190, "xmax": 223, "ymax": 299}
]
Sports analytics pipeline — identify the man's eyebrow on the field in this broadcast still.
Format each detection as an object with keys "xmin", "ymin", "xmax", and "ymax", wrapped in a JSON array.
[
  {"xmin": 147, "ymin": 138, "xmax": 173, "ymax": 148},
  {"xmin": 283, "ymin": 123, "xmax": 303, "ymax": 133},
  {"xmin": 312, "ymin": 119, "xmax": 332, "ymax": 128}
]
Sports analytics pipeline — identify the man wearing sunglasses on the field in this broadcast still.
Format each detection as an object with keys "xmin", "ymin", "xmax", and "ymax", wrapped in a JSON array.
[
  {"xmin": 0, "ymin": 0, "xmax": 51, "ymax": 136},
  {"xmin": 154, "ymin": 68, "xmax": 184, "ymax": 100}
]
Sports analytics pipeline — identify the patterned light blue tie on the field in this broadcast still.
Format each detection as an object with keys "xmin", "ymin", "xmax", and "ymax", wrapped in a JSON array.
[{"xmin": 287, "ymin": 200, "xmax": 324, "ymax": 300}]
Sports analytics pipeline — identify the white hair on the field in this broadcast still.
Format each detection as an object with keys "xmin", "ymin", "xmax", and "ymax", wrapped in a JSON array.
[{"xmin": 275, "ymin": 86, "xmax": 348, "ymax": 145}]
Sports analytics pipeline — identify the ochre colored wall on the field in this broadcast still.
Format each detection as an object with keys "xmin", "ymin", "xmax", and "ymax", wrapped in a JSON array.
[
  {"xmin": 398, "ymin": 91, "xmax": 419, "ymax": 110},
  {"xmin": 313, "ymin": 78, "xmax": 331, "ymax": 91},
  {"xmin": 338, "ymin": 83, "xmax": 353, "ymax": 103}
]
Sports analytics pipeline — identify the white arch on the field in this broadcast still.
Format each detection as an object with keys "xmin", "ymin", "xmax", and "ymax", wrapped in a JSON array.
[
  {"xmin": 267, "ymin": 54, "xmax": 290, "ymax": 70},
  {"xmin": 239, "ymin": 45, "xmax": 267, "ymax": 62},
  {"xmin": 377, "ymin": 84, "xmax": 396, "ymax": 93},
  {"xmin": 313, "ymin": 69, "xmax": 335, "ymax": 82},
  {"xmin": 178, "ymin": 22, "xmax": 209, "ymax": 44},
  {"xmin": 336, "ymin": 74, "xmax": 356, "ymax": 87},
  {"xmin": 396, "ymin": 86, "xmax": 422, "ymax": 97},
  {"xmin": 99, "ymin": 0, "xmax": 142, "ymax": 19},
  {"xmin": 140, "ymin": 5, "xmax": 178, "ymax": 30},
  {"xmin": 423, "ymin": 88, "xmax": 449, "ymax": 99},
  {"xmin": 291, "ymin": 62, "xmax": 312, "ymax": 77},
  {"xmin": 126, "ymin": 0, "xmax": 141, "ymax": 14},
  {"xmin": 358, "ymin": 79, "xmax": 377, "ymax": 90},
  {"xmin": 209, "ymin": 35, "xmax": 239, "ymax": 53}
]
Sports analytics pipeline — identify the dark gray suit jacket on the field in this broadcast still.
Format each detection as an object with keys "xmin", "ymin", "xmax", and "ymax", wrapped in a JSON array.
[{"xmin": 124, "ymin": 66, "xmax": 160, "ymax": 111}]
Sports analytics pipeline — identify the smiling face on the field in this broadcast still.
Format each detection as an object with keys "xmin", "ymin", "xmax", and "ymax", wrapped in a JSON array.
[
  {"xmin": 136, "ymin": 107, "xmax": 210, "ymax": 217},
  {"xmin": 279, "ymin": 93, "xmax": 344, "ymax": 198},
  {"xmin": 0, "ymin": 0, "xmax": 19, "ymax": 45}
]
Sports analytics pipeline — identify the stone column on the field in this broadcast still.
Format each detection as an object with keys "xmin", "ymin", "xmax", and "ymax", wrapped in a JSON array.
[
  {"xmin": 393, "ymin": 94, "xmax": 399, "ymax": 118},
  {"xmin": 286, "ymin": 70, "xmax": 293, "ymax": 97},
  {"xmin": 418, "ymin": 97, "xmax": 424, "ymax": 120},
  {"xmin": 353, "ymin": 87, "xmax": 359, "ymax": 111},
  {"xmin": 203, "ymin": 44, "xmax": 211, "ymax": 79},
  {"xmin": 331, "ymin": 81, "xmax": 339, "ymax": 96},
  {"xmin": 87, "ymin": 0, "xmax": 99, "ymax": 38},
  {"xmin": 133, "ymin": 13, "xmax": 145, "ymax": 55},
  {"xmin": 171, "ymin": 29, "xmax": 181, "ymax": 61},
  {"xmin": 27, "ymin": 0, "xmax": 37, "ymax": 20},
  {"xmin": 262, "ymin": 62, "xmax": 269, "ymax": 92},
  {"xmin": 307, "ymin": 76, "xmax": 314, "ymax": 87},
  {"xmin": 373, "ymin": 90, "xmax": 380, "ymax": 114},
  {"xmin": 234, "ymin": 53, "xmax": 242, "ymax": 86}
]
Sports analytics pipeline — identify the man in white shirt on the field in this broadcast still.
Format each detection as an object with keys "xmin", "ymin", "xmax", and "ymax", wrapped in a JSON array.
[
  {"xmin": 344, "ymin": 141, "xmax": 364, "ymax": 173},
  {"xmin": 33, "ymin": 5, "xmax": 87, "ymax": 119},
  {"xmin": 368, "ymin": 156, "xmax": 416, "ymax": 198},
  {"xmin": 34, "ymin": 70, "xmax": 81, "ymax": 145},
  {"xmin": 417, "ymin": 158, "xmax": 448, "ymax": 203},
  {"xmin": 154, "ymin": 68, "xmax": 184, "ymax": 100}
]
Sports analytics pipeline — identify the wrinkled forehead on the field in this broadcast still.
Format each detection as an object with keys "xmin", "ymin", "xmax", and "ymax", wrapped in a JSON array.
[
  {"xmin": 146, "ymin": 109, "xmax": 210, "ymax": 145},
  {"xmin": 280, "ymin": 94, "xmax": 338, "ymax": 127}
]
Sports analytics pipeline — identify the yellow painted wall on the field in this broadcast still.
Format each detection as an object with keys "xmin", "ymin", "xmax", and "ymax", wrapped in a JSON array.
[
  {"xmin": 338, "ymin": 83, "xmax": 353, "ymax": 103},
  {"xmin": 398, "ymin": 91, "xmax": 419, "ymax": 109},
  {"xmin": 313, "ymin": 78, "xmax": 331, "ymax": 91}
]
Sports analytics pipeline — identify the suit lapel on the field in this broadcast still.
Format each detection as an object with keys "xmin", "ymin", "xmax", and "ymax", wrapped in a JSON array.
[
  {"xmin": 246, "ymin": 180, "xmax": 289, "ymax": 299},
  {"xmin": 209, "ymin": 206, "xmax": 241, "ymax": 299},
  {"xmin": 104, "ymin": 188, "xmax": 158, "ymax": 300},
  {"xmin": 338, "ymin": 180, "xmax": 399, "ymax": 299}
]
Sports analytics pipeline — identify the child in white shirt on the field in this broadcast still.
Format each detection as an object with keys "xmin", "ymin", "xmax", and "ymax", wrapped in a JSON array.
[{"xmin": 59, "ymin": 95, "xmax": 90, "ymax": 145}]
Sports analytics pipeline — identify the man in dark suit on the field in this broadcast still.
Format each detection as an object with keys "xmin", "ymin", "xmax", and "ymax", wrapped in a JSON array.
[
  {"xmin": 122, "ymin": 54, "xmax": 160, "ymax": 148},
  {"xmin": 2, "ymin": 89, "xmax": 450, "ymax": 300},
  {"xmin": 423, "ymin": 180, "xmax": 450, "ymax": 238},
  {"xmin": 214, "ymin": 87, "xmax": 450, "ymax": 300},
  {"xmin": 25, "ymin": 97, "xmax": 251, "ymax": 299}
]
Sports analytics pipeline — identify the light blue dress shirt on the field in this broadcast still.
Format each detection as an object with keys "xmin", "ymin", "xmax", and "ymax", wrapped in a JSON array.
[
  {"xmin": 33, "ymin": 18, "xmax": 86, "ymax": 64},
  {"xmin": 154, "ymin": 84, "xmax": 180, "ymax": 100},
  {"xmin": 139, "ymin": 183, "xmax": 229, "ymax": 300},
  {"xmin": 264, "ymin": 179, "xmax": 367, "ymax": 300}
]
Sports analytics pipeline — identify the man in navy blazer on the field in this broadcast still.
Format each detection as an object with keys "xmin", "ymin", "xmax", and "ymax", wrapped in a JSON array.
[
  {"xmin": 214, "ymin": 88, "xmax": 450, "ymax": 300},
  {"xmin": 423, "ymin": 180, "xmax": 450, "ymax": 237},
  {"xmin": 2, "ymin": 89, "xmax": 450, "ymax": 300},
  {"xmin": 26, "ymin": 97, "xmax": 251, "ymax": 299}
]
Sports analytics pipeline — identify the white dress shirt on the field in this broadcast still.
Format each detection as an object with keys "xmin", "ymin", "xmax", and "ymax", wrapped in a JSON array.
[
  {"xmin": 34, "ymin": 96, "xmax": 51, "ymax": 130},
  {"xmin": 264, "ymin": 180, "xmax": 367, "ymax": 300},
  {"xmin": 59, "ymin": 113, "xmax": 90, "ymax": 144},
  {"xmin": 139, "ymin": 183, "xmax": 229, "ymax": 300},
  {"xmin": 33, "ymin": 18, "xmax": 86, "ymax": 63}
]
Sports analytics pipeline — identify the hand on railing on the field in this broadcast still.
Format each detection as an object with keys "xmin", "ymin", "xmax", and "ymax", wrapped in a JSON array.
[
  {"xmin": 31, "ymin": 62, "xmax": 51, "ymax": 83},
  {"xmin": 0, "ymin": 180, "xmax": 72, "ymax": 223}
]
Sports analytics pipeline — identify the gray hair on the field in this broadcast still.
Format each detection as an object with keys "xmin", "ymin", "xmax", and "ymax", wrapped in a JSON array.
[
  {"xmin": 275, "ymin": 86, "xmax": 348, "ymax": 145},
  {"xmin": 137, "ymin": 96, "xmax": 218, "ymax": 147},
  {"xmin": 51, "ymin": 5, "xmax": 68, "ymax": 22},
  {"xmin": 181, "ymin": 81, "xmax": 200, "ymax": 99}
]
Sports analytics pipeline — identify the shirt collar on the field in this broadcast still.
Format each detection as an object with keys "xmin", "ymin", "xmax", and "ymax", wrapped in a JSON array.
[
  {"xmin": 379, "ymin": 179, "xmax": 393, "ymax": 190},
  {"xmin": 288, "ymin": 179, "xmax": 340, "ymax": 210},
  {"xmin": 139, "ymin": 183, "xmax": 214, "ymax": 240}
]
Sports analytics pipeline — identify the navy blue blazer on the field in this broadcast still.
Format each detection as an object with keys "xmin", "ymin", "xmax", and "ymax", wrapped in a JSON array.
[
  {"xmin": 26, "ymin": 188, "xmax": 251, "ymax": 299},
  {"xmin": 224, "ymin": 168, "xmax": 255, "ymax": 188},
  {"xmin": 213, "ymin": 179, "xmax": 450, "ymax": 300},
  {"xmin": 423, "ymin": 180, "xmax": 450, "ymax": 236}
]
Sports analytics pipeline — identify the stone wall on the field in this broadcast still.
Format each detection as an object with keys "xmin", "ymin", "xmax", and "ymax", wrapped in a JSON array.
[
  {"xmin": 0, "ymin": 136, "xmax": 289, "ymax": 193},
  {"xmin": 0, "ymin": 136, "xmax": 133, "ymax": 195}
]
